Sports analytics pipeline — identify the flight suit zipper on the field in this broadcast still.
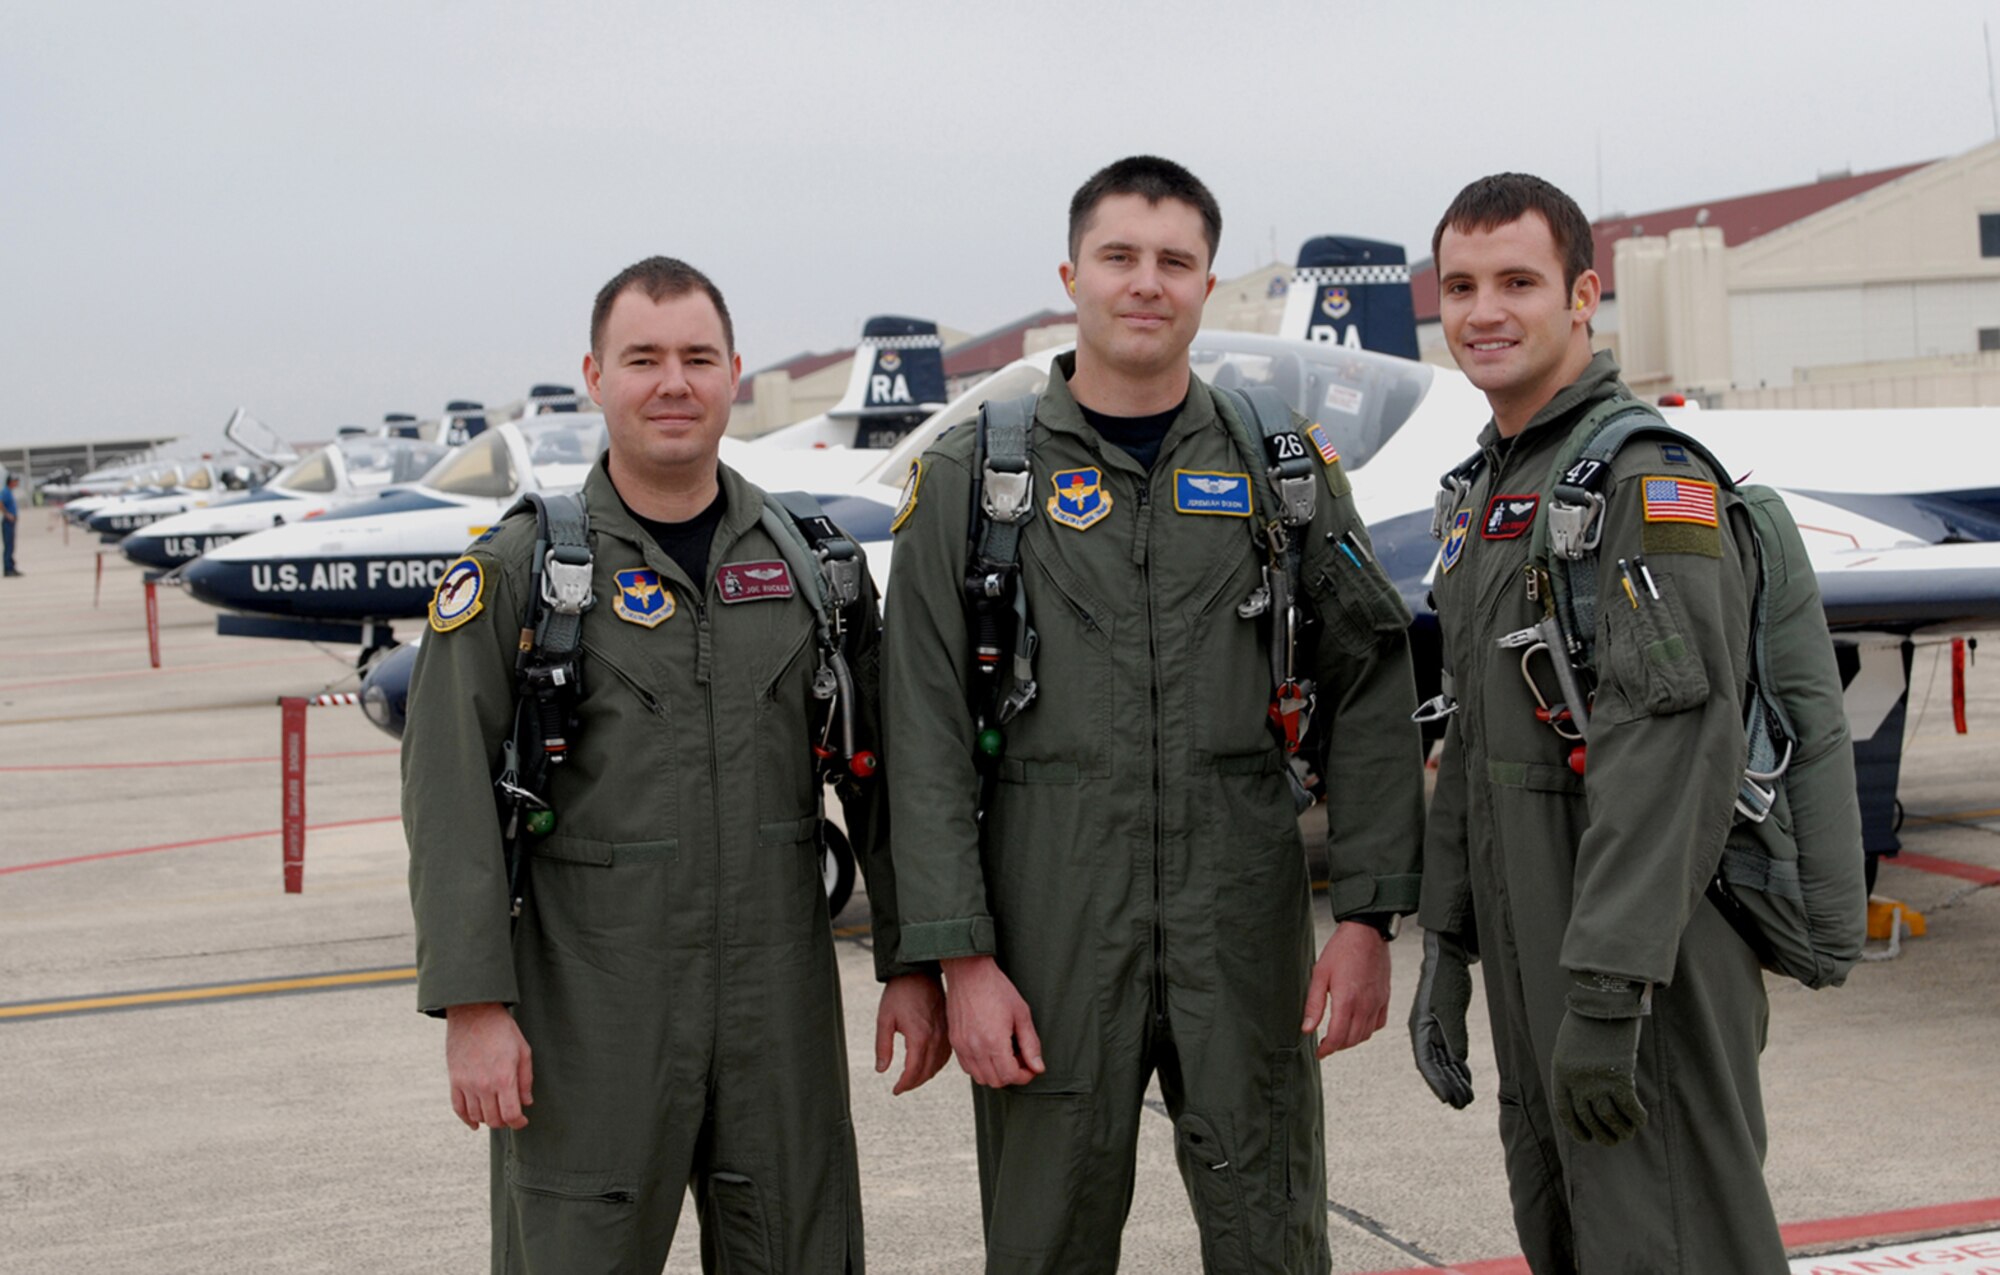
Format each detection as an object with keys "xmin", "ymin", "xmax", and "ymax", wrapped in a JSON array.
[
  {"xmin": 1135, "ymin": 482, "xmax": 1168, "ymax": 1030},
  {"xmin": 696, "ymin": 595, "xmax": 723, "ymax": 1062}
]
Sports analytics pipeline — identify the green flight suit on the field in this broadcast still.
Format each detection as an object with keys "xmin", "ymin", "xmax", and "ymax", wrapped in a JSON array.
[
  {"xmin": 884, "ymin": 355, "xmax": 1425, "ymax": 1274},
  {"xmin": 405, "ymin": 455, "xmax": 910, "ymax": 1274},
  {"xmin": 1419, "ymin": 352, "xmax": 1787, "ymax": 1272}
]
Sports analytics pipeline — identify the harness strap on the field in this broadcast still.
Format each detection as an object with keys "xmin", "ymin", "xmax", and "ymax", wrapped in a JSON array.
[{"xmin": 968, "ymin": 394, "xmax": 1040, "ymax": 724}]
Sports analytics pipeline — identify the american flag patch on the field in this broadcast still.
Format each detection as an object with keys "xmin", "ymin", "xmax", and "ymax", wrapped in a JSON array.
[
  {"xmin": 1641, "ymin": 476, "xmax": 1717, "ymax": 526},
  {"xmin": 1306, "ymin": 421, "xmax": 1340, "ymax": 465}
]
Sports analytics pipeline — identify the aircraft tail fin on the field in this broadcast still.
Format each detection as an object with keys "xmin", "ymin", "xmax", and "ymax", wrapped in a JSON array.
[
  {"xmin": 1279, "ymin": 237, "xmax": 1418, "ymax": 359},
  {"xmin": 830, "ymin": 316, "xmax": 947, "ymax": 447}
]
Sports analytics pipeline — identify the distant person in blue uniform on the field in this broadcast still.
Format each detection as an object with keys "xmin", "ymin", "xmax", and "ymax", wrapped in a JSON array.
[{"xmin": 2, "ymin": 475, "xmax": 20, "ymax": 576}]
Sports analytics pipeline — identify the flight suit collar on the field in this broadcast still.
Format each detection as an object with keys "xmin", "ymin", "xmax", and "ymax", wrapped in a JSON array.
[
  {"xmin": 1039, "ymin": 351, "xmax": 1221, "ymax": 476},
  {"xmin": 1475, "ymin": 349, "xmax": 1629, "ymax": 456},
  {"xmin": 580, "ymin": 453, "xmax": 770, "ymax": 597}
]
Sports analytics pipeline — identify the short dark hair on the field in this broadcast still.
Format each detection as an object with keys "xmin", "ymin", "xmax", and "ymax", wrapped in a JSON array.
[
  {"xmin": 590, "ymin": 256, "xmax": 734, "ymax": 356},
  {"xmin": 1068, "ymin": 156, "xmax": 1222, "ymax": 267},
  {"xmin": 1432, "ymin": 173, "xmax": 1596, "ymax": 294}
]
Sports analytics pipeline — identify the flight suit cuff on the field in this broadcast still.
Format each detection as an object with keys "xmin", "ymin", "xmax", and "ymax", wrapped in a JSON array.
[
  {"xmin": 897, "ymin": 916, "xmax": 997, "ymax": 963},
  {"xmin": 1328, "ymin": 872, "xmax": 1422, "ymax": 921},
  {"xmin": 415, "ymin": 970, "xmax": 519, "ymax": 1019}
]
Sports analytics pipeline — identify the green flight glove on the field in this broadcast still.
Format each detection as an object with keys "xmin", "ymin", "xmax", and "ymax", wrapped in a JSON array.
[
  {"xmin": 1550, "ymin": 971, "xmax": 1649, "ymax": 1147},
  {"xmin": 1408, "ymin": 929, "xmax": 1475, "ymax": 1109}
]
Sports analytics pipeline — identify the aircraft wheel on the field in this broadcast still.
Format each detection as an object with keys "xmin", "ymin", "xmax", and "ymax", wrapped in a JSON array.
[{"xmin": 820, "ymin": 820, "xmax": 857, "ymax": 918}]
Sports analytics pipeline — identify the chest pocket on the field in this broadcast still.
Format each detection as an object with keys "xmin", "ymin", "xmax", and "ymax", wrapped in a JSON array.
[{"xmin": 1005, "ymin": 536, "xmax": 1113, "ymax": 775}]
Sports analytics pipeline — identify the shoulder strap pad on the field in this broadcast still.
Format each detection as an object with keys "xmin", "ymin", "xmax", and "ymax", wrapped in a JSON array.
[
  {"xmin": 1214, "ymin": 384, "xmax": 1314, "ymax": 527},
  {"xmin": 761, "ymin": 490, "xmax": 864, "ymax": 633},
  {"xmin": 517, "ymin": 489, "xmax": 593, "ymax": 660}
]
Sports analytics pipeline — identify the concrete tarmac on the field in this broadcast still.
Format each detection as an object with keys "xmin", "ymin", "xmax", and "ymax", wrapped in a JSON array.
[{"xmin": 2, "ymin": 510, "xmax": 1996, "ymax": 1274}]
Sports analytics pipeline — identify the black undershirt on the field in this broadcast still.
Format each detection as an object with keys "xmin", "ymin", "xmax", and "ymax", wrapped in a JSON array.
[
  {"xmin": 621, "ymin": 485, "xmax": 727, "ymax": 589},
  {"xmin": 1078, "ymin": 394, "xmax": 1188, "ymax": 472}
]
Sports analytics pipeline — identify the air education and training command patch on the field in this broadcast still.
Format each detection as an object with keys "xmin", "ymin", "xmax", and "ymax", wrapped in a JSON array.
[
  {"xmin": 612, "ymin": 568, "xmax": 674, "ymax": 627},
  {"xmin": 1048, "ymin": 467, "xmax": 1112, "ymax": 531},
  {"xmin": 891, "ymin": 458, "xmax": 923, "ymax": 533},
  {"xmin": 428, "ymin": 557, "xmax": 484, "ymax": 633},
  {"xmin": 1640, "ymin": 474, "xmax": 1722, "ymax": 558},
  {"xmin": 1439, "ymin": 510, "xmax": 1473, "ymax": 574},
  {"xmin": 1174, "ymin": 470, "xmax": 1253, "ymax": 517}
]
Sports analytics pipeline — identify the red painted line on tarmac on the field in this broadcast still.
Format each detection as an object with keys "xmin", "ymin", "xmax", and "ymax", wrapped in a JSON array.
[
  {"xmin": 1355, "ymin": 1197, "xmax": 2000, "ymax": 1275},
  {"xmin": 1891, "ymin": 852, "xmax": 2000, "ymax": 887},
  {"xmin": 0, "ymin": 653, "xmax": 328, "ymax": 692},
  {"xmin": 0, "ymin": 749, "xmax": 397, "ymax": 773},
  {"xmin": 0, "ymin": 816, "xmax": 400, "ymax": 875},
  {"xmin": 1782, "ymin": 1197, "xmax": 2000, "ymax": 1248}
]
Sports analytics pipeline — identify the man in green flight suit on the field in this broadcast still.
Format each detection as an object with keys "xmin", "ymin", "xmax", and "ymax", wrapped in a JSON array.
[
  {"xmin": 884, "ymin": 156, "xmax": 1427, "ymax": 1273},
  {"xmin": 404, "ymin": 256, "xmax": 949, "ymax": 1273},
  {"xmin": 1409, "ymin": 174, "xmax": 1788, "ymax": 1271}
]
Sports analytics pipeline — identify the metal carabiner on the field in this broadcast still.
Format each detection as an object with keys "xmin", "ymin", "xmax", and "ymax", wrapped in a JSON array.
[{"xmin": 1518, "ymin": 643, "xmax": 1585, "ymax": 742}]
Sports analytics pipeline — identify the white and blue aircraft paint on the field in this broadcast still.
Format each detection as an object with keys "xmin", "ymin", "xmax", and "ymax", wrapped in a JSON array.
[{"xmin": 121, "ymin": 434, "xmax": 452, "ymax": 569}]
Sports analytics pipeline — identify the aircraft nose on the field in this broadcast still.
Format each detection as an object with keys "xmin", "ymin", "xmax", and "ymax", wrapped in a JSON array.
[
  {"xmin": 119, "ymin": 532, "xmax": 176, "ymax": 570},
  {"xmin": 178, "ymin": 555, "xmax": 251, "ymax": 611}
]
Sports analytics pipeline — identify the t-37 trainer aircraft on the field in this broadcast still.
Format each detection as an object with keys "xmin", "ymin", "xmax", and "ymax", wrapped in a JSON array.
[{"xmin": 120, "ymin": 411, "xmax": 449, "ymax": 569}]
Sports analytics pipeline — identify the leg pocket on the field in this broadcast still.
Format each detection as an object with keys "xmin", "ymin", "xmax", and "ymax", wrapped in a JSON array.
[
  {"xmin": 1494, "ymin": 1086, "xmax": 1576, "ymax": 1275},
  {"xmin": 505, "ymin": 1158, "xmax": 643, "ymax": 1274},
  {"xmin": 1174, "ymin": 1112, "xmax": 1255, "ymax": 1273},
  {"xmin": 700, "ymin": 1170, "xmax": 777, "ymax": 1275},
  {"xmin": 978, "ymin": 1088, "xmax": 1095, "ymax": 1265}
]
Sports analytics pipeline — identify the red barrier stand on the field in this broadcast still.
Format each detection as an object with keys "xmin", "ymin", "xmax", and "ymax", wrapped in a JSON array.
[
  {"xmin": 144, "ymin": 579, "xmax": 161, "ymax": 669},
  {"xmin": 280, "ymin": 697, "xmax": 306, "ymax": 893},
  {"xmin": 94, "ymin": 551, "xmax": 103, "ymax": 607},
  {"xmin": 1953, "ymin": 637, "xmax": 1969, "ymax": 735}
]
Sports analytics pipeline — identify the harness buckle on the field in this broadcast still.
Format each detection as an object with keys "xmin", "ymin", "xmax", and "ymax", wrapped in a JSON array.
[
  {"xmin": 982, "ymin": 464, "xmax": 1033, "ymax": 525},
  {"xmin": 1411, "ymin": 694, "xmax": 1458, "ymax": 724},
  {"xmin": 1431, "ymin": 478, "xmax": 1468, "ymax": 541},
  {"xmin": 1546, "ymin": 493, "xmax": 1605, "ymax": 561},
  {"xmin": 1272, "ymin": 465, "xmax": 1315, "ymax": 527},
  {"xmin": 816, "ymin": 538, "xmax": 863, "ymax": 610},
  {"xmin": 540, "ymin": 548, "xmax": 594, "ymax": 615}
]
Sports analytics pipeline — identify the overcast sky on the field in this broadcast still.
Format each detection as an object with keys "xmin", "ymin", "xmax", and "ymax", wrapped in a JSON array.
[{"xmin": 7, "ymin": 0, "xmax": 2000, "ymax": 450}]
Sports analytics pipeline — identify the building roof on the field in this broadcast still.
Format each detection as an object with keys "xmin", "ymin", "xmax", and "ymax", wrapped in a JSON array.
[
  {"xmin": 735, "ymin": 346, "xmax": 855, "ymax": 403},
  {"xmin": 943, "ymin": 308, "xmax": 1076, "ymax": 379},
  {"xmin": 1408, "ymin": 160, "xmax": 1932, "ymax": 322}
]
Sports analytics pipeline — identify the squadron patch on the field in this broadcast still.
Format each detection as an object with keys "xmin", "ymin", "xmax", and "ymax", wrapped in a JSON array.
[
  {"xmin": 428, "ymin": 557, "xmax": 484, "ymax": 633},
  {"xmin": 891, "ymin": 458, "xmax": 922, "ymax": 533},
  {"xmin": 1305, "ymin": 422, "xmax": 1340, "ymax": 466},
  {"xmin": 717, "ymin": 560, "xmax": 794, "ymax": 603},
  {"xmin": 1440, "ymin": 510, "xmax": 1472, "ymax": 574},
  {"xmin": 612, "ymin": 568, "xmax": 674, "ymax": 627},
  {"xmin": 1173, "ymin": 470, "xmax": 1253, "ymax": 517},
  {"xmin": 1482, "ymin": 494, "xmax": 1540, "ymax": 540},
  {"xmin": 1047, "ymin": 467, "xmax": 1112, "ymax": 531}
]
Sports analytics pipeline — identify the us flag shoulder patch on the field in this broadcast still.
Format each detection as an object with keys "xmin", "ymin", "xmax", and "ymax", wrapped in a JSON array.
[{"xmin": 1641, "ymin": 476, "xmax": 1718, "ymax": 526}]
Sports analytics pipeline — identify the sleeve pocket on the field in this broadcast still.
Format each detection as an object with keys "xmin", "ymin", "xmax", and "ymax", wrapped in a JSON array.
[{"xmin": 1595, "ymin": 569, "xmax": 1710, "ymax": 722}]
